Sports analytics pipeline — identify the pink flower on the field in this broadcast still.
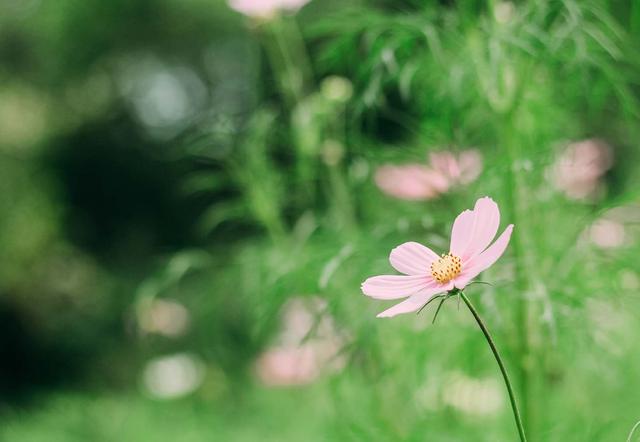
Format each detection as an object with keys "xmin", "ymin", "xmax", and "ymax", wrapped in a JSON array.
[
  {"xmin": 255, "ymin": 346, "xmax": 321, "ymax": 386},
  {"xmin": 550, "ymin": 139, "xmax": 613, "ymax": 200},
  {"xmin": 254, "ymin": 297, "xmax": 346, "ymax": 386},
  {"xmin": 374, "ymin": 165, "xmax": 448, "ymax": 200},
  {"xmin": 429, "ymin": 150, "xmax": 483, "ymax": 185},
  {"xmin": 361, "ymin": 197, "xmax": 513, "ymax": 318},
  {"xmin": 228, "ymin": 0, "xmax": 309, "ymax": 18},
  {"xmin": 588, "ymin": 218, "xmax": 625, "ymax": 249},
  {"xmin": 375, "ymin": 150, "xmax": 482, "ymax": 201}
]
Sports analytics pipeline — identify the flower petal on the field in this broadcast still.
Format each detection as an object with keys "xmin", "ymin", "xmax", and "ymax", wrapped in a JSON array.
[
  {"xmin": 450, "ymin": 209, "xmax": 475, "ymax": 257},
  {"xmin": 429, "ymin": 151, "xmax": 458, "ymax": 178},
  {"xmin": 375, "ymin": 165, "xmax": 444, "ymax": 200},
  {"xmin": 361, "ymin": 275, "xmax": 434, "ymax": 300},
  {"xmin": 454, "ymin": 224, "xmax": 514, "ymax": 288},
  {"xmin": 376, "ymin": 285, "xmax": 445, "ymax": 318},
  {"xmin": 461, "ymin": 197, "xmax": 500, "ymax": 260},
  {"xmin": 457, "ymin": 150, "xmax": 482, "ymax": 184},
  {"xmin": 389, "ymin": 241, "xmax": 439, "ymax": 275}
]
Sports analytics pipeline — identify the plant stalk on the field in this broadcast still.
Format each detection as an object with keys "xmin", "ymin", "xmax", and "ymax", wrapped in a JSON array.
[
  {"xmin": 499, "ymin": 112, "xmax": 534, "ymax": 436},
  {"xmin": 460, "ymin": 291, "xmax": 528, "ymax": 442}
]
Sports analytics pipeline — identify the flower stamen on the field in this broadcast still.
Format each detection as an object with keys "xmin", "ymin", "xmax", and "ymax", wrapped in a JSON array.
[{"xmin": 430, "ymin": 253, "xmax": 462, "ymax": 284}]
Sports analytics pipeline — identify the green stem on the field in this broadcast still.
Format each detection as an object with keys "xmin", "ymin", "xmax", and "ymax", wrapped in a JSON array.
[
  {"xmin": 287, "ymin": 17, "xmax": 314, "ymax": 89},
  {"xmin": 326, "ymin": 158, "xmax": 356, "ymax": 233},
  {"xmin": 460, "ymin": 291, "xmax": 528, "ymax": 442},
  {"xmin": 268, "ymin": 16, "xmax": 306, "ymax": 105},
  {"xmin": 260, "ymin": 18, "xmax": 301, "ymax": 108},
  {"xmin": 627, "ymin": 419, "xmax": 640, "ymax": 442},
  {"xmin": 500, "ymin": 114, "xmax": 533, "ymax": 435}
]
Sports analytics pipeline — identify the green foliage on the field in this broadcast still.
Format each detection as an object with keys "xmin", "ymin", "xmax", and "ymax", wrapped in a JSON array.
[{"xmin": 1, "ymin": 0, "xmax": 640, "ymax": 440}]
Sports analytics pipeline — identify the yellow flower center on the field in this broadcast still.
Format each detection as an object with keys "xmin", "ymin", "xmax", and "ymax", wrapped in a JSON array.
[{"xmin": 430, "ymin": 253, "xmax": 462, "ymax": 284}]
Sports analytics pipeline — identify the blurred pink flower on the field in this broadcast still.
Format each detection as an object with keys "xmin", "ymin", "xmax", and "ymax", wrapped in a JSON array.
[
  {"xmin": 228, "ymin": 0, "xmax": 309, "ymax": 18},
  {"xmin": 374, "ymin": 165, "xmax": 447, "ymax": 200},
  {"xmin": 255, "ymin": 346, "xmax": 320, "ymax": 386},
  {"xmin": 255, "ymin": 297, "xmax": 346, "ymax": 386},
  {"xmin": 362, "ymin": 197, "xmax": 513, "ymax": 318},
  {"xmin": 429, "ymin": 150, "xmax": 483, "ymax": 185},
  {"xmin": 375, "ymin": 150, "xmax": 482, "ymax": 201},
  {"xmin": 550, "ymin": 139, "xmax": 613, "ymax": 200},
  {"xmin": 589, "ymin": 218, "xmax": 625, "ymax": 249}
]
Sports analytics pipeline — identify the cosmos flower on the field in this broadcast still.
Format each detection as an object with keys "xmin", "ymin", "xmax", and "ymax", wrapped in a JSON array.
[
  {"xmin": 374, "ymin": 164, "xmax": 449, "ymax": 200},
  {"xmin": 549, "ymin": 139, "xmax": 613, "ymax": 200},
  {"xmin": 255, "ymin": 346, "xmax": 322, "ymax": 386},
  {"xmin": 588, "ymin": 218, "xmax": 625, "ymax": 249},
  {"xmin": 254, "ymin": 297, "xmax": 346, "ymax": 386},
  {"xmin": 429, "ymin": 150, "xmax": 483, "ymax": 186},
  {"xmin": 375, "ymin": 150, "xmax": 482, "ymax": 201},
  {"xmin": 228, "ymin": 0, "xmax": 310, "ymax": 18},
  {"xmin": 361, "ymin": 197, "xmax": 513, "ymax": 318}
]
